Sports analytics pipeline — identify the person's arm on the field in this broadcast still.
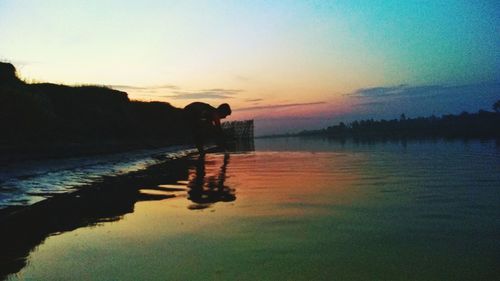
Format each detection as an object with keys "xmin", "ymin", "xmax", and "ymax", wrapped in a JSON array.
[
  {"xmin": 213, "ymin": 115, "xmax": 221, "ymax": 128},
  {"xmin": 211, "ymin": 114, "xmax": 226, "ymax": 148}
]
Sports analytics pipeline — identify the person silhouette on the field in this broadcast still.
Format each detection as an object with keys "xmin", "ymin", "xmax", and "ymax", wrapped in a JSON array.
[{"xmin": 184, "ymin": 102, "xmax": 232, "ymax": 155}]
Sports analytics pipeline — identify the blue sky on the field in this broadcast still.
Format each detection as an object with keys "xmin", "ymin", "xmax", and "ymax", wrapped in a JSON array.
[{"xmin": 1, "ymin": 0, "xmax": 498, "ymax": 135}]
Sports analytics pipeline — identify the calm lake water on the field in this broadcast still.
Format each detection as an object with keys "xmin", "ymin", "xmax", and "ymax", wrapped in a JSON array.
[{"xmin": 7, "ymin": 137, "xmax": 500, "ymax": 280}]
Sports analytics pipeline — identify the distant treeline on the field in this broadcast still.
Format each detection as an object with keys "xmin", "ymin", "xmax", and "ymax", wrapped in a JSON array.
[
  {"xmin": 296, "ymin": 107, "xmax": 500, "ymax": 139},
  {"xmin": 0, "ymin": 62, "xmax": 191, "ymax": 151}
]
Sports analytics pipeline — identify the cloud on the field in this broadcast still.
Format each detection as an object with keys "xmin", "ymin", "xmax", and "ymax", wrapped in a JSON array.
[
  {"xmin": 167, "ymin": 92, "xmax": 233, "ymax": 100},
  {"xmin": 109, "ymin": 85, "xmax": 243, "ymax": 100},
  {"xmin": 347, "ymin": 82, "xmax": 500, "ymax": 100},
  {"xmin": 352, "ymin": 101, "xmax": 386, "ymax": 107},
  {"xmin": 234, "ymin": 75, "xmax": 249, "ymax": 82},
  {"xmin": 347, "ymin": 84, "xmax": 447, "ymax": 98},
  {"xmin": 349, "ymin": 82, "xmax": 500, "ymax": 100},
  {"xmin": 163, "ymin": 88, "xmax": 243, "ymax": 100},
  {"xmin": 109, "ymin": 84, "xmax": 179, "ymax": 93},
  {"xmin": 245, "ymin": 98, "xmax": 263, "ymax": 102},
  {"xmin": 203, "ymin": 88, "xmax": 242, "ymax": 94},
  {"xmin": 235, "ymin": 102, "xmax": 326, "ymax": 111},
  {"xmin": 347, "ymin": 81, "xmax": 500, "ymax": 117}
]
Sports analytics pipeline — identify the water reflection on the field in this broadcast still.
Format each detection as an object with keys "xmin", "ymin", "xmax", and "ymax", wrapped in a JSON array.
[
  {"xmin": 0, "ymin": 158, "xmax": 192, "ymax": 280},
  {"xmin": 187, "ymin": 153, "xmax": 235, "ymax": 210},
  {"xmin": 0, "ymin": 151, "xmax": 241, "ymax": 279}
]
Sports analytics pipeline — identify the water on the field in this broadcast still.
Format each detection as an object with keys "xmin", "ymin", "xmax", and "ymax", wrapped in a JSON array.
[
  {"xmin": 0, "ymin": 146, "xmax": 195, "ymax": 208},
  {"xmin": 4, "ymin": 137, "xmax": 500, "ymax": 280}
]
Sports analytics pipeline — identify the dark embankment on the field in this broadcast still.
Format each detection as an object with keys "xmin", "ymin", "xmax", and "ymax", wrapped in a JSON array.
[
  {"xmin": 0, "ymin": 62, "xmax": 191, "ymax": 162},
  {"xmin": 0, "ymin": 153, "xmax": 197, "ymax": 280}
]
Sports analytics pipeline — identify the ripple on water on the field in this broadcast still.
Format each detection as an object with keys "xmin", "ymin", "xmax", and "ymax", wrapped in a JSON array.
[{"xmin": 0, "ymin": 146, "xmax": 195, "ymax": 208}]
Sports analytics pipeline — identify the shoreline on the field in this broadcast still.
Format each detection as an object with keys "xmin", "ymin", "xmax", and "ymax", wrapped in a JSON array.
[
  {"xmin": 0, "ymin": 144, "xmax": 213, "ymax": 219},
  {"xmin": 0, "ymin": 138, "xmax": 189, "ymax": 166}
]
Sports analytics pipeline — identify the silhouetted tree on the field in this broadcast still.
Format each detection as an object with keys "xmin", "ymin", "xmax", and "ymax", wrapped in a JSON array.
[
  {"xmin": 297, "ymin": 106, "xmax": 500, "ymax": 139},
  {"xmin": 494, "ymin": 100, "xmax": 500, "ymax": 113}
]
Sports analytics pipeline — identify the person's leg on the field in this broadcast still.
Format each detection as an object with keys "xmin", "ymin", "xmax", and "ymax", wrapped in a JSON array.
[
  {"xmin": 193, "ymin": 121, "xmax": 205, "ymax": 155},
  {"xmin": 194, "ymin": 133, "xmax": 205, "ymax": 155}
]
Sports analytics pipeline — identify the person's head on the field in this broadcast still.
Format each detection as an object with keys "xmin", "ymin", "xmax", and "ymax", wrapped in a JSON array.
[{"xmin": 217, "ymin": 103, "xmax": 232, "ymax": 118}]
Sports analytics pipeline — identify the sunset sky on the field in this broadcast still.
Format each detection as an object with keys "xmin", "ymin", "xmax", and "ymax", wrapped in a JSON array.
[{"xmin": 1, "ymin": 0, "xmax": 498, "ymax": 135}]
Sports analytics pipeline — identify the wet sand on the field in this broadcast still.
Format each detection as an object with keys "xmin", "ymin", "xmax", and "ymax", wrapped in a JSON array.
[{"xmin": 2, "ymin": 139, "xmax": 500, "ymax": 280}]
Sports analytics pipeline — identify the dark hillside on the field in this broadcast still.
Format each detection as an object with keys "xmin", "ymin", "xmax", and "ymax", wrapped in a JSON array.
[{"xmin": 0, "ymin": 62, "xmax": 190, "ymax": 160}]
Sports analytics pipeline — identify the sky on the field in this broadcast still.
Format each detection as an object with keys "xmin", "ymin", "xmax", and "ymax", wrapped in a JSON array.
[{"xmin": 1, "ymin": 0, "xmax": 499, "ymax": 135}]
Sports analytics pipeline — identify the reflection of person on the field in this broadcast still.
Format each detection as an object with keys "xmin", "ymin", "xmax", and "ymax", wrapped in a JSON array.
[
  {"xmin": 187, "ymin": 153, "xmax": 234, "ymax": 210},
  {"xmin": 184, "ymin": 102, "xmax": 232, "ymax": 155}
]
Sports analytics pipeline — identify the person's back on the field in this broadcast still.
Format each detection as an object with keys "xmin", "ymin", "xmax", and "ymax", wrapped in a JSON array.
[{"xmin": 184, "ymin": 102, "xmax": 216, "ymax": 122}]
